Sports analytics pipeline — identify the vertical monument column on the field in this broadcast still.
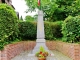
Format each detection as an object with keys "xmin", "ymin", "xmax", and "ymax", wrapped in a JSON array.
[
  {"xmin": 36, "ymin": 10, "xmax": 45, "ymax": 42},
  {"xmin": 31, "ymin": 10, "xmax": 48, "ymax": 54}
]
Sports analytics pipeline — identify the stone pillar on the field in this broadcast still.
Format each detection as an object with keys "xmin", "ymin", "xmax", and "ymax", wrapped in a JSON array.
[
  {"xmin": 36, "ymin": 10, "xmax": 45, "ymax": 42},
  {"xmin": 37, "ymin": 10, "xmax": 45, "ymax": 39},
  {"xmin": 29, "ymin": 10, "xmax": 48, "ymax": 54}
]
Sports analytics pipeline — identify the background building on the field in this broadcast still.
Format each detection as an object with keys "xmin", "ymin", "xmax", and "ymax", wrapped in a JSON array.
[
  {"xmin": 0, "ymin": 0, "xmax": 15, "ymax": 9},
  {"xmin": 0, "ymin": 0, "xmax": 19, "ymax": 19}
]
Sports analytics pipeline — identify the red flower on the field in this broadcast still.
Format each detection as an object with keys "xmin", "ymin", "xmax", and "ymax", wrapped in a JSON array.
[{"xmin": 40, "ymin": 51, "xmax": 42, "ymax": 54}]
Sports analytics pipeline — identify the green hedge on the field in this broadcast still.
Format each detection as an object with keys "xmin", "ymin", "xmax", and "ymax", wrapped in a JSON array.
[
  {"xmin": 44, "ymin": 22, "xmax": 53, "ymax": 40},
  {"xmin": 19, "ymin": 21, "xmax": 37, "ymax": 40},
  {"xmin": 0, "ymin": 4, "xmax": 18, "ymax": 50},
  {"xmin": 50, "ymin": 21, "xmax": 63, "ymax": 39},
  {"xmin": 19, "ymin": 21, "xmax": 63, "ymax": 40},
  {"xmin": 62, "ymin": 16, "xmax": 80, "ymax": 43}
]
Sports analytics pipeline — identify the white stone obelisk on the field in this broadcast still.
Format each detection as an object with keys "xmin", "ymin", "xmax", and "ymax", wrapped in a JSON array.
[
  {"xmin": 36, "ymin": 10, "xmax": 45, "ymax": 42},
  {"xmin": 31, "ymin": 10, "xmax": 48, "ymax": 54}
]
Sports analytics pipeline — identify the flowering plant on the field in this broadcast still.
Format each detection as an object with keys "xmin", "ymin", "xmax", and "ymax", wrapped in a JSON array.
[{"xmin": 35, "ymin": 46, "xmax": 48, "ymax": 58}]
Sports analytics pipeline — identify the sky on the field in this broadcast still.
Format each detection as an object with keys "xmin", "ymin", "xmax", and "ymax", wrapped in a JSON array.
[{"xmin": 12, "ymin": 0, "xmax": 37, "ymax": 19}]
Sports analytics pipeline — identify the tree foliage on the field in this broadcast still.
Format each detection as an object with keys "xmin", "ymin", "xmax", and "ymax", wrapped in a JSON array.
[
  {"xmin": 25, "ymin": 0, "xmax": 58, "ymax": 21},
  {"xmin": 20, "ymin": 16, "xmax": 23, "ymax": 21},
  {"xmin": 25, "ymin": 0, "xmax": 80, "ymax": 21},
  {"xmin": 25, "ymin": 15, "xmax": 35, "ymax": 21}
]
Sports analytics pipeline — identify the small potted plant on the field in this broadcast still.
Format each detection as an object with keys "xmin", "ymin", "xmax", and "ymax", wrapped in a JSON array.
[{"xmin": 35, "ymin": 46, "xmax": 48, "ymax": 60}]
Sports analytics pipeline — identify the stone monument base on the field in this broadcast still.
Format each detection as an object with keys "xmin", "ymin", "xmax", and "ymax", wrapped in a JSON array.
[
  {"xmin": 28, "ymin": 39, "xmax": 49, "ymax": 55},
  {"xmin": 32, "ymin": 39, "xmax": 49, "ymax": 54}
]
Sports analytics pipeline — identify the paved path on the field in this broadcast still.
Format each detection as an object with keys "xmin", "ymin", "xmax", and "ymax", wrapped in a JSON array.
[
  {"xmin": 11, "ymin": 51, "xmax": 29, "ymax": 60},
  {"xmin": 11, "ymin": 50, "xmax": 73, "ymax": 60},
  {"xmin": 52, "ymin": 50, "xmax": 73, "ymax": 60}
]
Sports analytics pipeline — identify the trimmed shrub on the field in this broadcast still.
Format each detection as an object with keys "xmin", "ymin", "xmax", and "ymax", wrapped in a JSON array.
[
  {"xmin": 44, "ymin": 22, "xmax": 53, "ymax": 40},
  {"xmin": 19, "ymin": 21, "xmax": 37, "ymax": 40},
  {"xmin": 19, "ymin": 21, "xmax": 63, "ymax": 40},
  {"xmin": 51, "ymin": 21, "xmax": 63, "ymax": 38},
  {"xmin": 62, "ymin": 16, "xmax": 80, "ymax": 43},
  {"xmin": 0, "ymin": 4, "xmax": 18, "ymax": 50}
]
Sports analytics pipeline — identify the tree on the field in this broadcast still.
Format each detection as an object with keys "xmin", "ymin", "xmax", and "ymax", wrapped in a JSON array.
[
  {"xmin": 25, "ymin": 15, "xmax": 35, "ymax": 21},
  {"xmin": 25, "ymin": 0, "xmax": 58, "ymax": 21},
  {"xmin": 33, "ymin": 14, "xmax": 38, "ymax": 21},
  {"xmin": 25, "ymin": 0, "xmax": 80, "ymax": 22},
  {"xmin": 49, "ymin": 0, "xmax": 80, "ymax": 21},
  {"xmin": 20, "ymin": 16, "xmax": 23, "ymax": 21}
]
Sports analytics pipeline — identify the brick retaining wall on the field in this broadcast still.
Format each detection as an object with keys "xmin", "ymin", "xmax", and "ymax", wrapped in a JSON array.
[
  {"xmin": 46, "ymin": 41, "xmax": 56, "ymax": 50},
  {"xmin": 56, "ymin": 41, "xmax": 80, "ymax": 60},
  {"xmin": 0, "ymin": 41, "xmax": 36, "ymax": 60},
  {"xmin": 46, "ymin": 41, "xmax": 80, "ymax": 60},
  {"xmin": 0, "ymin": 41, "xmax": 80, "ymax": 60}
]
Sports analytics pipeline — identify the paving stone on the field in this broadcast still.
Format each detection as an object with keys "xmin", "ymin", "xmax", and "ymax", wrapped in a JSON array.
[
  {"xmin": 11, "ymin": 50, "xmax": 72, "ymax": 60},
  {"xmin": 52, "ymin": 50, "xmax": 73, "ymax": 60}
]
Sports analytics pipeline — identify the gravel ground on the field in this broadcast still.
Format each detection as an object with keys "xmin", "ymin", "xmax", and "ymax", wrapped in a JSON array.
[{"xmin": 11, "ymin": 50, "xmax": 73, "ymax": 60}]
